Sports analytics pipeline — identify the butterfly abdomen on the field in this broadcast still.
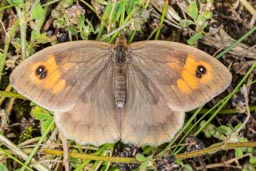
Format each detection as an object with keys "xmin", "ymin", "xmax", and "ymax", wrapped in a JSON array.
[
  {"xmin": 113, "ymin": 39, "xmax": 128, "ymax": 109},
  {"xmin": 113, "ymin": 64, "xmax": 127, "ymax": 108}
]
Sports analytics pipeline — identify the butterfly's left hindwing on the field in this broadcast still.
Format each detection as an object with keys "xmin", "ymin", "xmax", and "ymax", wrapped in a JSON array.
[{"xmin": 121, "ymin": 62, "xmax": 185, "ymax": 145}]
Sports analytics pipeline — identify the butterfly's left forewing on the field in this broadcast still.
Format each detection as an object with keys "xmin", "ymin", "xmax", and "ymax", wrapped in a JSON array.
[{"xmin": 128, "ymin": 41, "xmax": 232, "ymax": 112}]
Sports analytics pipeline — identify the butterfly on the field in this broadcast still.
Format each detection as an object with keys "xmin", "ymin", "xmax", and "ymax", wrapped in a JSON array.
[{"xmin": 10, "ymin": 35, "xmax": 232, "ymax": 146}]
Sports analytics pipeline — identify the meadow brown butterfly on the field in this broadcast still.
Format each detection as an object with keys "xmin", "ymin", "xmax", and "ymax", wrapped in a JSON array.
[{"xmin": 10, "ymin": 35, "xmax": 232, "ymax": 146}]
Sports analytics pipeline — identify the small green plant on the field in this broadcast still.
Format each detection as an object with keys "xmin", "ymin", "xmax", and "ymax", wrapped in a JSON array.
[
  {"xmin": 180, "ymin": 0, "xmax": 214, "ymax": 45},
  {"xmin": 52, "ymin": 2, "xmax": 96, "ymax": 40},
  {"xmin": 31, "ymin": 106, "xmax": 54, "ymax": 134},
  {"xmin": 136, "ymin": 154, "xmax": 154, "ymax": 170},
  {"xmin": 201, "ymin": 120, "xmax": 254, "ymax": 158}
]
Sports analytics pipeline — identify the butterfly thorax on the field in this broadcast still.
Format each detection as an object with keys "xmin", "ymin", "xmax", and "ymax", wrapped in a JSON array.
[
  {"xmin": 113, "ymin": 38, "xmax": 128, "ymax": 108},
  {"xmin": 115, "ymin": 45, "xmax": 127, "ymax": 65}
]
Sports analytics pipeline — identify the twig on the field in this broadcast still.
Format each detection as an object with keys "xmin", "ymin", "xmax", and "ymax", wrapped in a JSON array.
[{"xmin": 0, "ymin": 133, "xmax": 48, "ymax": 171}]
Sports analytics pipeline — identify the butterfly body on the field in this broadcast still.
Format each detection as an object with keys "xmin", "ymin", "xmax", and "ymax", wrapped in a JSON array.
[
  {"xmin": 112, "ymin": 39, "xmax": 128, "ymax": 108},
  {"xmin": 10, "ymin": 37, "xmax": 232, "ymax": 146},
  {"xmin": 113, "ymin": 63, "xmax": 127, "ymax": 108}
]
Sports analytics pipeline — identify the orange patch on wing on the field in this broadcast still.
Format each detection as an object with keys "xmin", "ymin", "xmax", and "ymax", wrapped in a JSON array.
[
  {"xmin": 181, "ymin": 70, "xmax": 198, "ymax": 89},
  {"xmin": 31, "ymin": 62, "xmax": 45, "ymax": 85},
  {"xmin": 30, "ymin": 55, "xmax": 66, "ymax": 94},
  {"xmin": 44, "ymin": 70, "xmax": 61, "ymax": 89},
  {"xmin": 197, "ymin": 61, "xmax": 213, "ymax": 84},
  {"xmin": 176, "ymin": 54, "xmax": 213, "ymax": 93},
  {"xmin": 177, "ymin": 79, "xmax": 191, "ymax": 94},
  {"xmin": 183, "ymin": 54, "xmax": 197, "ymax": 71},
  {"xmin": 52, "ymin": 79, "xmax": 66, "ymax": 94}
]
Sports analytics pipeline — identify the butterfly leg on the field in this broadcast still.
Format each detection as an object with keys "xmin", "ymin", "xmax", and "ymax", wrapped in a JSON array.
[{"xmin": 60, "ymin": 131, "xmax": 70, "ymax": 171}]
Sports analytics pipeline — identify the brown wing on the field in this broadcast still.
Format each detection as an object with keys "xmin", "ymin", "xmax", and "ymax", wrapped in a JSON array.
[
  {"xmin": 128, "ymin": 41, "xmax": 232, "ymax": 112},
  {"xmin": 54, "ymin": 62, "xmax": 121, "ymax": 145},
  {"xmin": 121, "ymin": 40, "xmax": 231, "ymax": 145},
  {"xmin": 10, "ymin": 41, "xmax": 112, "ymax": 112},
  {"xmin": 10, "ymin": 41, "xmax": 121, "ymax": 145},
  {"xmin": 121, "ymin": 65, "xmax": 185, "ymax": 145}
]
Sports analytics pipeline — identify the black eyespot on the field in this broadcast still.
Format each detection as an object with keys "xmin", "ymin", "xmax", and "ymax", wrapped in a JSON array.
[
  {"xmin": 198, "ymin": 65, "xmax": 206, "ymax": 74},
  {"xmin": 39, "ymin": 71, "xmax": 48, "ymax": 79},
  {"xmin": 35, "ymin": 65, "xmax": 48, "ymax": 79},
  {"xmin": 36, "ymin": 65, "xmax": 45, "ymax": 75},
  {"xmin": 196, "ymin": 65, "xmax": 207, "ymax": 78}
]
